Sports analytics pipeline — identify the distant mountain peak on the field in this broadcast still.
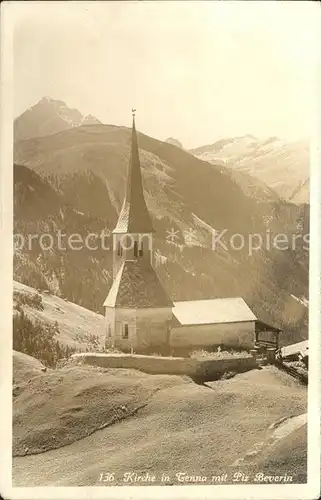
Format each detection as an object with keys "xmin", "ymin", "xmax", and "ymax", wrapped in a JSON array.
[
  {"xmin": 41, "ymin": 96, "xmax": 56, "ymax": 102},
  {"xmin": 14, "ymin": 97, "xmax": 102, "ymax": 142},
  {"xmin": 165, "ymin": 137, "xmax": 183, "ymax": 149},
  {"xmin": 37, "ymin": 97, "xmax": 68, "ymax": 108},
  {"xmin": 81, "ymin": 114, "xmax": 102, "ymax": 125},
  {"xmin": 191, "ymin": 135, "xmax": 309, "ymax": 204}
]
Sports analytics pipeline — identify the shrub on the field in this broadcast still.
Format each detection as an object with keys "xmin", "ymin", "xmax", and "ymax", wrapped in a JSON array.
[
  {"xmin": 13, "ymin": 310, "xmax": 76, "ymax": 368},
  {"xmin": 221, "ymin": 371, "xmax": 237, "ymax": 380},
  {"xmin": 190, "ymin": 348, "xmax": 251, "ymax": 360},
  {"xmin": 13, "ymin": 291, "xmax": 44, "ymax": 311}
]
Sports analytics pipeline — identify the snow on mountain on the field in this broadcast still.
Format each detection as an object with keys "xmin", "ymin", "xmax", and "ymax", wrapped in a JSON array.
[{"xmin": 190, "ymin": 136, "xmax": 309, "ymax": 204}]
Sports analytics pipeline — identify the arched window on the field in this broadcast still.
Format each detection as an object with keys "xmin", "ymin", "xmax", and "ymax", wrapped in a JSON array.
[
  {"xmin": 139, "ymin": 241, "xmax": 143, "ymax": 257},
  {"xmin": 134, "ymin": 241, "xmax": 138, "ymax": 257},
  {"xmin": 122, "ymin": 323, "xmax": 129, "ymax": 339}
]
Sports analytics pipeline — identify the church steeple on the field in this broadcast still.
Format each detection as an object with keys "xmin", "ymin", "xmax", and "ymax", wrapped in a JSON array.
[
  {"xmin": 103, "ymin": 112, "xmax": 173, "ymax": 355},
  {"xmin": 113, "ymin": 113, "xmax": 154, "ymax": 234}
]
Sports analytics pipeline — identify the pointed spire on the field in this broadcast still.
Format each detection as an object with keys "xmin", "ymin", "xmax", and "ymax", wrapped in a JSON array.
[
  {"xmin": 126, "ymin": 114, "xmax": 143, "ymax": 201},
  {"xmin": 113, "ymin": 113, "xmax": 155, "ymax": 234}
]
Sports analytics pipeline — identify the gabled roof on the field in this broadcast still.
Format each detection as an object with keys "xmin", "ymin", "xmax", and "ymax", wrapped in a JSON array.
[
  {"xmin": 172, "ymin": 298, "xmax": 256, "ymax": 326},
  {"xmin": 103, "ymin": 260, "xmax": 173, "ymax": 308},
  {"xmin": 113, "ymin": 117, "xmax": 155, "ymax": 234}
]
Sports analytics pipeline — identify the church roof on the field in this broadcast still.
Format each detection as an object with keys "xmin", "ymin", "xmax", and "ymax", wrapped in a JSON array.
[
  {"xmin": 172, "ymin": 298, "xmax": 256, "ymax": 326},
  {"xmin": 113, "ymin": 117, "xmax": 155, "ymax": 234},
  {"xmin": 103, "ymin": 260, "xmax": 173, "ymax": 308}
]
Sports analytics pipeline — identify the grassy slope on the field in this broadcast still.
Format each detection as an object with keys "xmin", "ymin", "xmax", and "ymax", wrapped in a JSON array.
[
  {"xmin": 14, "ymin": 280, "xmax": 106, "ymax": 349},
  {"xmin": 13, "ymin": 364, "xmax": 307, "ymax": 486},
  {"xmin": 13, "ymin": 365, "xmax": 190, "ymax": 456},
  {"xmin": 13, "ymin": 350, "xmax": 47, "ymax": 385}
]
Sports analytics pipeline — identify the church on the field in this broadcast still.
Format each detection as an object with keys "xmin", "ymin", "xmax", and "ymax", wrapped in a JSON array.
[{"xmin": 103, "ymin": 115, "xmax": 281, "ymax": 355}]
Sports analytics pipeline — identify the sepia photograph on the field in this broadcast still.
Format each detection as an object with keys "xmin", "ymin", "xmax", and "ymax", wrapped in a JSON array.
[{"xmin": 0, "ymin": 1, "xmax": 320, "ymax": 499}]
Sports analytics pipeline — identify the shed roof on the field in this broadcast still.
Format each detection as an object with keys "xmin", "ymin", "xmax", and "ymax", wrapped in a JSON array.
[
  {"xmin": 103, "ymin": 260, "xmax": 173, "ymax": 308},
  {"xmin": 172, "ymin": 298, "xmax": 256, "ymax": 326},
  {"xmin": 281, "ymin": 340, "xmax": 308, "ymax": 358},
  {"xmin": 255, "ymin": 320, "xmax": 282, "ymax": 333}
]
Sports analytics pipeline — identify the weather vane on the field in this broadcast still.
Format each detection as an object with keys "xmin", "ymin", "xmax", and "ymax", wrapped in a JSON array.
[{"xmin": 132, "ymin": 108, "xmax": 136, "ymax": 117}]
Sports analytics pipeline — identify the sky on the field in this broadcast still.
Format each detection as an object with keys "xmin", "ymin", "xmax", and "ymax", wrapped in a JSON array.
[{"xmin": 11, "ymin": 1, "xmax": 321, "ymax": 148}]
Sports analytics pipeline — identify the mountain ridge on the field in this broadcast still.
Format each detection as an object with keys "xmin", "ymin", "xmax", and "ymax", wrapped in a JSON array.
[
  {"xmin": 190, "ymin": 136, "xmax": 309, "ymax": 204},
  {"xmin": 14, "ymin": 97, "xmax": 102, "ymax": 142},
  {"xmin": 15, "ymin": 98, "xmax": 309, "ymax": 205}
]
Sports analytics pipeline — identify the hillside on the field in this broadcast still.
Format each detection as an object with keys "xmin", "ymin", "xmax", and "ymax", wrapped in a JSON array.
[
  {"xmin": 13, "ymin": 121, "xmax": 309, "ymax": 345},
  {"xmin": 191, "ymin": 136, "xmax": 309, "ymax": 204},
  {"xmin": 14, "ymin": 97, "xmax": 101, "ymax": 142},
  {"xmin": 13, "ymin": 350, "xmax": 47, "ymax": 385},
  {"xmin": 12, "ymin": 362, "xmax": 307, "ymax": 486},
  {"xmin": 13, "ymin": 280, "xmax": 106, "ymax": 351}
]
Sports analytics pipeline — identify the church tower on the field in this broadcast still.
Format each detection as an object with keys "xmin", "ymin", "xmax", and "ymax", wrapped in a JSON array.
[
  {"xmin": 103, "ymin": 113, "xmax": 173, "ymax": 354},
  {"xmin": 112, "ymin": 115, "xmax": 155, "ymax": 279}
]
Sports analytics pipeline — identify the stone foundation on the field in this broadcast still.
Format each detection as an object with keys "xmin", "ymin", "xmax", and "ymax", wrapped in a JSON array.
[{"xmin": 71, "ymin": 353, "xmax": 257, "ymax": 382}]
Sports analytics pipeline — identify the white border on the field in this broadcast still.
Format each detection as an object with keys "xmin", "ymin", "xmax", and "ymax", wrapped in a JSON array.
[{"xmin": 0, "ymin": 2, "xmax": 320, "ymax": 499}]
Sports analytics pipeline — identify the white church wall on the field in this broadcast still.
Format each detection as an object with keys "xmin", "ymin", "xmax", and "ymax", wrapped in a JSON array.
[
  {"xmin": 170, "ymin": 321, "xmax": 255, "ymax": 350},
  {"xmin": 135, "ymin": 307, "xmax": 172, "ymax": 353},
  {"xmin": 104, "ymin": 307, "xmax": 115, "ymax": 348},
  {"xmin": 114, "ymin": 308, "xmax": 137, "ymax": 351},
  {"xmin": 106, "ymin": 307, "xmax": 172, "ymax": 353}
]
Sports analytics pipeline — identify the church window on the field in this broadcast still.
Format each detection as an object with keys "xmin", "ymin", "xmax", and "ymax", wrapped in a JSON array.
[
  {"xmin": 139, "ymin": 242, "xmax": 143, "ymax": 257},
  {"xmin": 122, "ymin": 323, "xmax": 129, "ymax": 339},
  {"xmin": 134, "ymin": 241, "xmax": 138, "ymax": 257}
]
